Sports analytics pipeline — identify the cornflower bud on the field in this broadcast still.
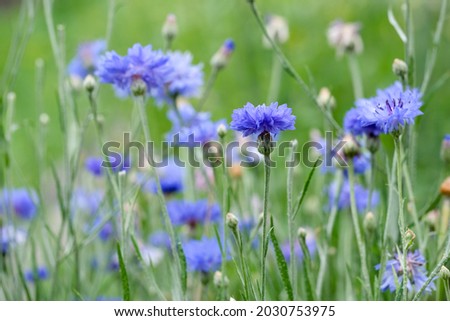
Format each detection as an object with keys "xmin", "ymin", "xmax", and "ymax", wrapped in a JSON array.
[
  {"xmin": 210, "ymin": 39, "xmax": 235, "ymax": 70},
  {"xmin": 316, "ymin": 87, "xmax": 336, "ymax": 109},
  {"xmin": 162, "ymin": 13, "xmax": 178, "ymax": 43},
  {"xmin": 263, "ymin": 14, "xmax": 289, "ymax": 48},
  {"xmin": 441, "ymin": 134, "xmax": 450, "ymax": 166},
  {"xmin": 392, "ymin": 58, "xmax": 408, "ymax": 78},
  {"xmin": 83, "ymin": 75, "xmax": 97, "ymax": 93}
]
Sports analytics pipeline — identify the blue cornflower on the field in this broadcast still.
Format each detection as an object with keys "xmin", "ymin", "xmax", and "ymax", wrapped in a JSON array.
[
  {"xmin": 281, "ymin": 229, "xmax": 316, "ymax": 262},
  {"xmin": 137, "ymin": 158, "xmax": 184, "ymax": 194},
  {"xmin": 152, "ymin": 51, "xmax": 203, "ymax": 103},
  {"xmin": 25, "ymin": 266, "xmax": 49, "ymax": 283},
  {"xmin": 344, "ymin": 107, "xmax": 381, "ymax": 137},
  {"xmin": 375, "ymin": 250, "xmax": 435, "ymax": 294},
  {"xmin": 0, "ymin": 188, "xmax": 38, "ymax": 220},
  {"xmin": 167, "ymin": 199, "xmax": 220, "ymax": 227},
  {"xmin": 71, "ymin": 188, "xmax": 104, "ymax": 215},
  {"xmin": 355, "ymin": 82, "xmax": 423, "ymax": 134},
  {"xmin": 230, "ymin": 102, "xmax": 296, "ymax": 137},
  {"xmin": 327, "ymin": 179, "xmax": 379, "ymax": 213},
  {"xmin": 67, "ymin": 39, "xmax": 106, "ymax": 80},
  {"xmin": 183, "ymin": 237, "xmax": 224, "ymax": 273},
  {"xmin": 96, "ymin": 43, "xmax": 172, "ymax": 96}
]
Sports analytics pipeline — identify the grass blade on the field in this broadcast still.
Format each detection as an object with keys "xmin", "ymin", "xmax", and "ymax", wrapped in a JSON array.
[
  {"xmin": 293, "ymin": 159, "xmax": 320, "ymax": 219},
  {"xmin": 269, "ymin": 217, "xmax": 293, "ymax": 301},
  {"xmin": 116, "ymin": 242, "xmax": 131, "ymax": 301}
]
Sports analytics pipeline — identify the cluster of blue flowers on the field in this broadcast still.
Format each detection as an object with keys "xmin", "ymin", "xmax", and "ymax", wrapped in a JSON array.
[
  {"xmin": 96, "ymin": 43, "xmax": 204, "ymax": 102},
  {"xmin": 344, "ymin": 81, "xmax": 423, "ymax": 136}
]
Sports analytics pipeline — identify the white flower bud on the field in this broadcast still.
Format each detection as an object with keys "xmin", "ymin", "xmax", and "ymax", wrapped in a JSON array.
[
  {"xmin": 213, "ymin": 271, "xmax": 229, "ymax": 288},
  {"xmin": 226, "ymin": 213, "xmax": 239, "ymax": 230},
  {"xmin": 83, "ymin": 75, "xmax": 97, "ymax": 93},
  {"xmin": 263, "ymin": 15, "xmax": 289, "ymax": 48},
  {"xmin": 316, "ymin": 87, "xmax": 336, "ymax": 109},
  {"xmin": 162, "ymin": 14, "xmax": 178, "ymax": 42},
  {"xmin": 392, "ymin": 58, "xmax": 408, "ymax": 78},
  {"xmin": 131, "ymin": 78, "xmax": 147, "ymax": 97},
  {"xmin": 217, "ymin": 123, "xmax": 227, "ymax": 138},
  {"xmin": 327, "ymin": 20, "xmax": 363, "ymax": 56},
  {"xmin": 363, "ymin": 211, "xmax": 376, "ymax": 232}
]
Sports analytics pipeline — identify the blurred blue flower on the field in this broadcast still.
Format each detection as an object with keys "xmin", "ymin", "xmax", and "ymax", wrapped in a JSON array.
[
  {"xmin": 353, "ymin": 82, "xmax": 423, "ymax": 134},
  {"xmin": 150, "ymin": 230, "xmax": 172, "ymax": 250},
  {"xmin": 281, "ymin": 229, "xmax": 317, "ymax": 262},
  {"xmin": 71, "ymin": 188, "xmax": 103, "ymax": 215},
  {"xmin": 89, "ymin": 217, "xmax": 114, "ymax": 242},
  {"xmin": 166, "ymin": 103, "xmax": 224, "ymax": 146},
  {"xmin": 327, "ymin": 179, "xmax": 379, "ymax": 213},
  {"xmin": 85, "ymin": 154, "xmax": 131, "ymax": 176},
  {"xmin": 0, "ymin": 188, "xmax": 38, "ymax": 220},
  {"xmin": 85, "ymin": 156, "xmax": 103, "ymax": 176},
  {"xmin": 97, "ymin": 43, "xmax": 172, "ymax": 96},
  {"xmin": 152, "ymin": 51, "xmax": 203, "ymax": 103},
  {"xmin": 167, "ymin": 199, "xmax": 220, "ymax": 227},
  {"xmin": 1, "ymin": 225, "xmax": 27, "ymax": 255},
  {"xmin": 375, "ymin": 250, "xmax": 435, "ymax": 294},
  {"xmin": 137, "ymin": 158, "xmax": 184, "ymax": 194},
  {"xmin": 183, "ymin": 237, "xmax": 224, "ymax": 273},
  {"xmin": 25, "ymin": 266, "xmax": 49, "ymax": 283},
  {"xmin": 67, "ymin": 39, "xmax": 106, "ymax": 79},
  {"xmin": 230, "ymin": 102, "xmax": 296, "ymax": 137}
]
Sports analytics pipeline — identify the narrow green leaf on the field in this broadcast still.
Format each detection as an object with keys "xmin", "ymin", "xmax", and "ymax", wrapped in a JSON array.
[
  {"xmin": 176, "ymin": 240, "xmax": 187, "ymax": 295},
  {"xmin": 116, "ymin": 242, "xmax": 131, "ymax": 301},
  {"xmin": 269, "ymin": 217, "xmax": 294, "ymax": 301},
  {"xmin": 293, "ymin": 159, "xmax": 320, "ymax": 219}
]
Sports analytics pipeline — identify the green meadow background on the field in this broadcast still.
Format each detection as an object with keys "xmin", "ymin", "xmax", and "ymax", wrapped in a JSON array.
[{"xmin": 1, "ymin": 0, "xmax": 449, "ymax": 211}]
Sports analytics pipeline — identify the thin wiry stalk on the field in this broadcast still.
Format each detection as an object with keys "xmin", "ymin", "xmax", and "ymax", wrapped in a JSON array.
[
  {"xmin": 347, "ymin": 54, "xmax": 364, "ymax": 100},
  {"xmin": 260, "ymin": 155, "xmax": 271, "ymax": 300},
  {"xmin": 394, "ymin": 135, "xmax": 408, "ymax": 300},
  {"xmin": 348, "ymin": 159, "xmax": 373, "ymax": 300},
  {"xmin": 134, "ymin": 95, "xmax": 184, "ymax": 300}
]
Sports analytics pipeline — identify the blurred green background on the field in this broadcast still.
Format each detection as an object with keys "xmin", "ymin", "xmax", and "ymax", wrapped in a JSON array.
[{"xmin": 1, "ymin": 0, "xmax": 449, "ymax": 208}]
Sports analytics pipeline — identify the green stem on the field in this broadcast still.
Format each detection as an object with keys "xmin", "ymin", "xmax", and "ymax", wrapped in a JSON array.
[
  {"xmin": 347, "ymin": 54, "xmax": 364, "ymax": 100},
  {"xmin": 286, "ymin": 142, "xmax": 297, "ymax": 298},
  {"xmin": 394, "ymin": 135, "xmax": 408, "ymax": 300},
  {"xmin": 134, "ymin": 95, "xmax": 183, "ymax": 299},
  {"xmin": 198, "ymin": 67, "xmax": 219, "ymax": 110},
  {"xmin": 267, "ymin": 51, "xmax": 282, "ymax": 102},
  {"xmin": 105, "ymin": 0, "xmax": 116, "ymax": 48},
  {"xmin": 260, "ymin": 155, "xmax": 271, "ymax": 300},
  {"xmin": 220, "ymin": 135, "xmax": 230, "ymax": 300},
  {"xmin": 348, "ymin": 159, "xmax": 373, "ymax": 300},
  {"xmin": 246, "ymin": 0, "xmax": 341, "ymax": 131}
]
